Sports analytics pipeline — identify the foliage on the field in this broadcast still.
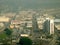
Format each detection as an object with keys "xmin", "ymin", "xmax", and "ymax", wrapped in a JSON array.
[
  {"xmin": 0, "ymin": 33, "xmax": 7, "ymax": 39},
  {"xmin": 4, "ymin": 28, "xmax": 12, "ymax": 36},
  {"xmin": 19, "ymin": 37, "xmax": 32, "ymax": 45}
]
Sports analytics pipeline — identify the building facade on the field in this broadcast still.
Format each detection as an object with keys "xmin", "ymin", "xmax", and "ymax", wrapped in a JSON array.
[{"xmin": 43, "ymin": 18, "xmax": 54, "ymax": 35}]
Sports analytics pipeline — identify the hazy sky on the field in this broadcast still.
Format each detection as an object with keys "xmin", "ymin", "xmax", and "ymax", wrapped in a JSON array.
[
  {"xmin": 21, "ymin": 0, "xmax": 60, "ymax": 3},
  {"xmin": 20, "ymin": 0, "xmax": 60, "ymax": 8},
  {"xmin": 0, "ymin": 0, "xmax": 60, "ymax": 9}
]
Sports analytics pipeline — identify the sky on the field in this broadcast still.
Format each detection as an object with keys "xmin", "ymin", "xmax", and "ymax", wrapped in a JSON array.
[
  {"xmin": 20, "ymin": 0, "xmax": 60, "ymax": 8},
  {"xmin": 0, "ymin": 0, "xmax": 60, "ymax": 10}
]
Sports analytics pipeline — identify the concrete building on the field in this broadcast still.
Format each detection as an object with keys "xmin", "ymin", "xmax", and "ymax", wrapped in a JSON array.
[
  {"xmin": 43, "ymin": 18, "xmax": 54, "ymax": 35},
  {"xmin": 50, "ymin": 19, "xmax": 54, "ymax": 34},
  {"xmin": 0, "ymin": 16, "xmax": 10, "ymax": 22},
  {"xmin": 21, "ymin": 34, "xmax": 29, "ymax": 37},
  {"xmin": 25, "ymin": 21, "xmax": 32, "ymax": 28},
  {"xmin": 11, "ymin": 20, "xmax": 20, "ymax": 25},
  {"xmin": 37, "ymin": 16, "xmax": 45, "ymax": 29},
  {"xmin": 32, "ymin": 14, "xmax": 39, "ymax": 32},
  {"xmin": 54, "ymin": 19, "xmax": 60, "ymax": 30}
]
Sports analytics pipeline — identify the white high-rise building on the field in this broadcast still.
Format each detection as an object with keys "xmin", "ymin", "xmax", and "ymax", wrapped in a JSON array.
[
  {"xmin": 50, "ymin": 19, "xmax": 54, "ymax": 34},
  {"xmin": 43, "ymin": 18, "xmax": 54, "ymax": 35}
]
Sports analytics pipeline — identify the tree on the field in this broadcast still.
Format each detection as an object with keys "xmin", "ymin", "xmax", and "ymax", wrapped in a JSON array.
[
  {"xmin": 4, "ymin": 28, "xmax": 12, "ymax": 36},
  {"xmin": 19, "ymin": 37, "xmax": 32, "ymax": 45},
  {"xmin": 56, "ymin": 37, "xmax": 60, "ymax": 45}
]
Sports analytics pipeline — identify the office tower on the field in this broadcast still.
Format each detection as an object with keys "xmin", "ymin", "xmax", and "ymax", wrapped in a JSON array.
[
  {"xmin": 32, "ymin": 14, "xmax": 39, "ymax": 32},
  {"xmin": 43, "ymin": 18, "xmax": 54, "ymax": 35},
  {"xmin": 43, "ymin": 18, "xmax": 50, "ymax": 34},
  {"xmin": 32, "ymin": 14, "xmax": 40, "ymax": 38},
  {"xmin": 50, "ymin": 19, "xmax": 54, "ymax": 34}
]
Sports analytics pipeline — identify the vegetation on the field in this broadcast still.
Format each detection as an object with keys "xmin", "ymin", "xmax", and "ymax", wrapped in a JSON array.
[
  {"xmin": 19, "ymin": 37, "xmax": 32, "ymax": 45},
  {"xmin": 0, "ymin": 28, "xmax": 12, "ymax": 39},
  {"xmin": 56, "ymin": 37, "xmax": 60, "ymax": 45},
  {"xmin": 4, "ymin": 28, "xmax": 12, "ymax": 36},
  {"xmin": 0, "ymin": 33, "xmax": 7, "ymax": 39},
  {"xmin": 0, "ymin": 28, "xmax": 13, "ymax": 45}
]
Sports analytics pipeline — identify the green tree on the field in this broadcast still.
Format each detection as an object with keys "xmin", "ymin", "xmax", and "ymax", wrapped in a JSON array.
[
  {"xmin": 56, "ymin": 37, "xmax": 60, "ymax": 45},
  {"xmin": 19, "ymin": 37, "xmax": 32, "ymax": 45},
  {"xmin": 4, "ymin": 28, "xmax": 12, "ymax": 36}
]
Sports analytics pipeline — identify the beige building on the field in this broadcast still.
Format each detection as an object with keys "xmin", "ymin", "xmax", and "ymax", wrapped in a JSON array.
[
  {"xmin": 37, "ymin": 17, "xmax": 45, "ymax": 29},
  {"xmin": 0, "ymin": 16, "xmax": 10, "ymax": 22}
]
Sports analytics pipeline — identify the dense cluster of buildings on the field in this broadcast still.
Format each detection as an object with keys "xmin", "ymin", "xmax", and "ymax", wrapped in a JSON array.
[
  {"xmin": 0, "ymin": 10, "xmax": 59, "ymax": 34},
  {"xmin": 0, "ymin": 9, "xmax": 60, "ymax": 45}
]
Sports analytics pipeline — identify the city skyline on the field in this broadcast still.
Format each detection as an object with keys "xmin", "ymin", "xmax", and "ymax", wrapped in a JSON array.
[{"xmin": 0, "ymin": 0, "xmax": 60, "ymax": 45}]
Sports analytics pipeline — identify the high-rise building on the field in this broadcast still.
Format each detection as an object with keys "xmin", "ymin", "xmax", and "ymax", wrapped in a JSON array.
[
  {"xmin": 43, "ymin": 18, "xmax": 54, "ymax": 35},
  {"xmin": 32, "ymin": 14, "xmax": 40, "ymax": 38},
  {"xmin": 50, "ymin": 19, "xmax": 54, "ymax": 34},
  {"xmin": 32, "ymin": 14, "xmax": 39, "ymax": 32},
  {"xmin": 43, "ymin": 18, "xmax": 50, "ymax": 34}
]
